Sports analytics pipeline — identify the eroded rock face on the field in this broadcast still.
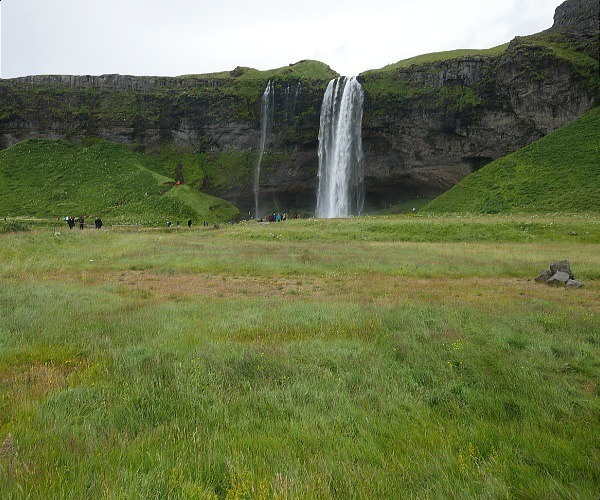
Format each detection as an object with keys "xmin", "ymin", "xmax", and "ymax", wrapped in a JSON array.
[
  {"xmin": 359, "ymin": 1, "xmax": 599, "ymax": 208},
  {"xmin": 553, "ymin": 0, "xmax": 599, "ymax": 57},
  {"xmin": 0, "ymin": 0, "xmax": 597, "ymax": 213}
]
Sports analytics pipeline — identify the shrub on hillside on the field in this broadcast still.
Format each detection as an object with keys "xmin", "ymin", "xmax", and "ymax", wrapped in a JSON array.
[{"xmin": 1, "ymin": 220, "xmax": 30, "ymax": 233}]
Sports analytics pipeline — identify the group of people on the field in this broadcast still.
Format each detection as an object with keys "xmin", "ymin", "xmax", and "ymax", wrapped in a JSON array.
[
  {"xmin": 166, "ymin": 219, "xmax": 212, "ymax": 229},
  {"xmin": 63, "ymin": 216, "xmax": 102, "ymax": 229},
  {"xmin": 260, "ymin": 212, "xmax": 298, "ymax": 223}
]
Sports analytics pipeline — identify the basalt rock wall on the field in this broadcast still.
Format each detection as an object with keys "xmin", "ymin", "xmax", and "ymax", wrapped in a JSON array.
[{"xmin": 0, "ymin": 0, "xmax": 597, "ymax": 213}]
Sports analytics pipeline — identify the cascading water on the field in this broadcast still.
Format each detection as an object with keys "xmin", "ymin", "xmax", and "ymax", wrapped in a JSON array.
[
  {"xmin": 284, "ymin": 82, "xmax": 301, "ymax": 123},
  {"xmin": 253, "ymin": 81, "xmax": 274, "ymax": 218},
  {"xmin": 316, "ymin": 76, "xmax": 364, "ymax": 218}
]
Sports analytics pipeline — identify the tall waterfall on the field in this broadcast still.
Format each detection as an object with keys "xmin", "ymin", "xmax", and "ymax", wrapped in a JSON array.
[
  {"xmin": 316, "ymin": 76, "xmax": 364, "ymax": 218},
  {"xmin": 253, "ymin": 81, "xmax": 274, "ymax": 218}
]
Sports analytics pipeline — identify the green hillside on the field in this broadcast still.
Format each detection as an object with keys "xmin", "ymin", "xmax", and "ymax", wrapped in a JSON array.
[
  {"xmin": 184, "ymin": 59, "xmax": 338, "ymax": 82},
  {"xmin": 0, "ymin": 139, "xmax": 240, "ymax": 224},
  {"xmin": 423, "ymin": 106, "xmax": 600, "ymax": 214},
  {"xmin": 361, "ymin": 44, "xmax": 510, "ymax": 75}
]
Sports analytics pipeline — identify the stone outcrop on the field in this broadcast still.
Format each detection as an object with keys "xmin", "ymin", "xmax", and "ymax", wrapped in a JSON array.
[
  {"xmin": 0, "ymin": 0, "xmax": 597, "ymax": 214},
  {"xmin": 535, "ymin": 260, "xmax": 584, "ymax": 288},
  {"xmin": 547, "ymin": 271, "xmax": 571, "ymax": 285},
  {"xmin": 553, "ymin": 0, "xmax": 600, "ymax": 57},
  {"xmin": 550, "ymin": 260, "xmax": 575, "ymax": 279}
]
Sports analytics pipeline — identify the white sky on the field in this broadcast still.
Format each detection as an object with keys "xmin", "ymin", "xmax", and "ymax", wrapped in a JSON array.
[{"xmin": 1, "ymin": 0, "xmax": 561, "ymax": 78}]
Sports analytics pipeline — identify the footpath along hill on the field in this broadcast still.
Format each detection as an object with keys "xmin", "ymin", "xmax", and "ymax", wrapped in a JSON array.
[
  {"xmin": 0, "ymin": 138, "xmax": 240, "ymax": 224},
  {"xmin": 423, "ymin": 106, "xmax": 600, "ymax": 214}
]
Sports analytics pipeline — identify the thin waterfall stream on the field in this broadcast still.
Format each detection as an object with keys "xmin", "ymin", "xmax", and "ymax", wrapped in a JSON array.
[{"xmin": 253, "ymin": 81, "xmax": 274, "ymax": 218}]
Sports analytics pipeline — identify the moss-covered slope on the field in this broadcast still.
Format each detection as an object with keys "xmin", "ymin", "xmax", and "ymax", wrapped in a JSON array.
[
  {"xmin": 423, "ymin": 106, "xmax": 600, "ymax": 214},
  {"xmin": 0, "ymin": 139, "xmax": 240, "ymax": 224}
]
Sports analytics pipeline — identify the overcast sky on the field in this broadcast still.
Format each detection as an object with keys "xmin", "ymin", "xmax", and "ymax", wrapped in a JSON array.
[{"xmin": 1, "ymin": 0, "xmax": 561, "ymax": 79}]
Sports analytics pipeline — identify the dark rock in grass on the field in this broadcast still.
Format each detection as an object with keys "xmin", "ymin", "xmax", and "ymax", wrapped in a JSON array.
[
  {"xmin": 547, "ymin": 271, "xmax": 571, "ymax": 285},
  {"xmin": 550, "ymin": 260, "xmax": 574, "ymax": 279},
  {"xmin": 535, "ymin": 260, "xmax": 583, "ymax": 288},
  {"xmin": 534, "ymin": 270, "xmax": 552, "ymax": 283},
  {"xmin": 566, "ymin": 279, "xmax": 584, "ymax": 288}
]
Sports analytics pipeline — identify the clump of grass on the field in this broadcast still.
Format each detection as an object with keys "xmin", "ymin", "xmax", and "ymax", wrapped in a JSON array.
[{"xmin": 0, "ymin": 220, "xmax": 30, "ymax": 233}]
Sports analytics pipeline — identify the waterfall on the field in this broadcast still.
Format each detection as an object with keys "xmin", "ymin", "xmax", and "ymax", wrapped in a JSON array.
[
  {"xmin": 284, "ymin": 82, "xmax": 301, "ymax": 123},
  {"xmin": 253, "ymin": 81, "xmax": 274, "ymax": 218},
  {"xmin": 316, "ymin": 76, "xmax": 364, "ymax": 218}
]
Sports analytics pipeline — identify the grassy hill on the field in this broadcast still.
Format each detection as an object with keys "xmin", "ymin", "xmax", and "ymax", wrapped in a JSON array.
[
  {"xmin": 184, "ymin": 59, "xmax": 338, "ymax": 82},
  {"xmin": 423, "ymin": 106, "xmax": 600, "ymax": 214},
  {"xmin": 0, "ymin": 139, "xmax": 240, "ymax": 224},
  {"xmin": 361, "ymin": 44, "xmax": 510, "ymax": 76}
]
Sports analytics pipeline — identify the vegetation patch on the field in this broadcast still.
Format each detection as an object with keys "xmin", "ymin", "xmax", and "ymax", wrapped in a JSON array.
[
  {"xmin": 424, "ymin": 107, "xmax": 600, "ymax": 214},
  {"xmin": 0, "ymin": 139, "xmax": 240, "ymax": 224},
  {"xmin": 0, "ymin": 220, "xmax": 30, "ymax": 233},
  {"xmin": 361, "ymin": 44, "xmax": 510, "ymax": 75}
]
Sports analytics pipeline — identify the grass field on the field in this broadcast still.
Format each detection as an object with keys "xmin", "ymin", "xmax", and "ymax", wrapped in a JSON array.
[{"xmin": 0, "ymin": 215, "xmax": 598, "ymax": 498}]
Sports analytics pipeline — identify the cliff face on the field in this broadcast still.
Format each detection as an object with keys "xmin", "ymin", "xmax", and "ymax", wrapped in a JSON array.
[{"xmin": 0, "ymin": 0, "xmax": 598, "ymax": 213}]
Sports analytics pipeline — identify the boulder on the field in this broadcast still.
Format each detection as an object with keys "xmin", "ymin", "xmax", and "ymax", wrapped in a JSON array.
[
  {"xmin": 550, "ymin": 260, "xmax": 574, "ymax": 279},
  {"xmin": 547, "ymin": 271, "xmax": 571, "ymax": 285},
  {"xmin": 566, "ymin": 279, "xmax": 584, "ymax": 288},
  {"xmin": 534, "ymin": 270, "xmax": 552, "ymax": 283}
]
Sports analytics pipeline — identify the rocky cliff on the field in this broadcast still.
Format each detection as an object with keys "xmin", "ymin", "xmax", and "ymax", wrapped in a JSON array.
[{"xmin": 0, "ymin": 0, "xmax": 597, "ymax": 213}]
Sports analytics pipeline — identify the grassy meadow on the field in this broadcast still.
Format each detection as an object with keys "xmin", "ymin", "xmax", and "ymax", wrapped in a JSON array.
[{"xmin": 1, "ymin": 215, "xmax": 599, "ymax": 498}]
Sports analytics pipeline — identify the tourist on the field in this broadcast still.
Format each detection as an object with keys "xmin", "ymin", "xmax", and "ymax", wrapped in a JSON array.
[
  {"xmin": 78, "ymin": 216, "xmax": 84, "ymax": 230},
  {"xmin": 187, "ymin": 219, "xmax": 192, "ymax": 228}
]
